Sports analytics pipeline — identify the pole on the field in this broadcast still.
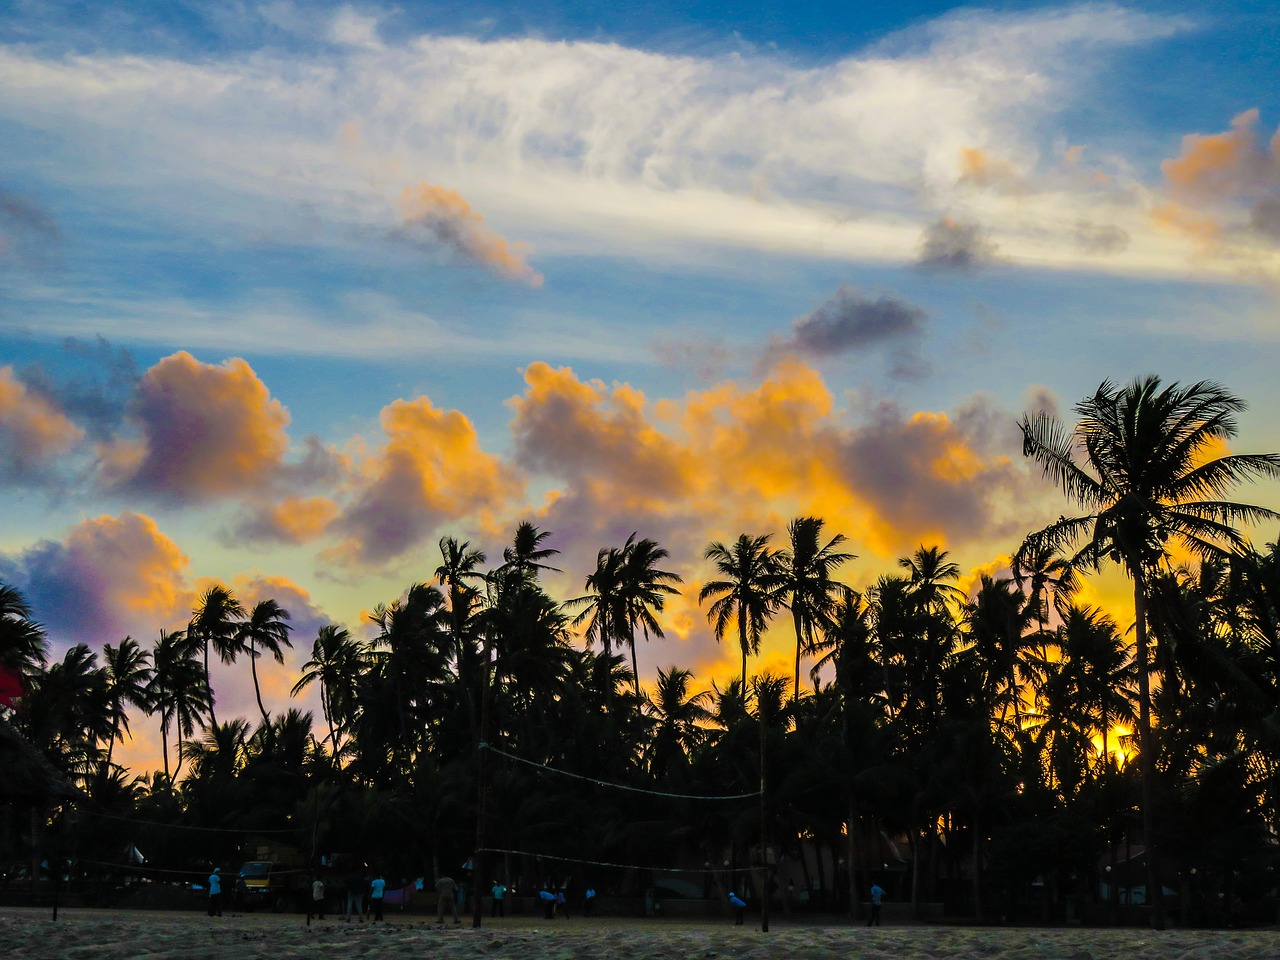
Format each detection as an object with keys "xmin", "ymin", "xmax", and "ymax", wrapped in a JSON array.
[
  {"xmin": 759, "ymin": 691, "xmax": 769, "ymax": 933},
  {"xmin": 472, "ymin": 633, "xmax": 492, "ymax": 929}
]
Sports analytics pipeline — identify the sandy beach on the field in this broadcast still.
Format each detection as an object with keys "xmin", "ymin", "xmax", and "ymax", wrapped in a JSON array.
[{"xmin": 1, "ymin": 909, "xmax": 1276, "ymax": 960}]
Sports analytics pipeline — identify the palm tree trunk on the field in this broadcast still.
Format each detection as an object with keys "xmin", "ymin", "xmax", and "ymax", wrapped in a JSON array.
[
  {"xmin": 203, "ymin": 640, "xmax": 217, "ymax": 728},
  {"xmin": 251, "ymin": 641, "xmax": 270, "ymax": 728},
  {"xmin": 1132, "ymin": 578, "xmax": 1166, "ymax": 930},
  {"xmin": 792, "ymin": 608, "xmax": 804, "ymax": 706}
]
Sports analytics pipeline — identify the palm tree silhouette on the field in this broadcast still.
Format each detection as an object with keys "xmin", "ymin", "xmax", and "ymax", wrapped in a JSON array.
[
  {"xmin": 292, "ymin": 624, "xmax": 365, "ymax": 757},
  {"xmin": 240, "ymin": 598, "xmax": 293, "ymax": 728},
  {"xmin": 145, "ymin": 628, "xmax": 210, "ymax": 783},
  {"xmin": 700, "ymin": 533, "xmax": 785, "ymax": 687},
  {"xmin": 1017, "ymin": 375, "xmax": 1280, "ymax": 928},
  {"xmin": 100, "ymin": 636, "xmax": 152, "ymax": 776},
  {"xmin": 619, "ymin": 535, "xmax": 682, "ymax": 698},
  {"xmin": 187, "ymin": 585, "xmax": 245, "ymax": 728},
  {"xmin": 778, "ymin": 517, "xmax": 853, "ymax": 704}
]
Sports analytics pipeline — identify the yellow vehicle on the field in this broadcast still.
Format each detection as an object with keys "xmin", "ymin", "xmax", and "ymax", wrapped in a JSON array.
[{"xmin": 234, "ymin": 843, "xmax": 306, "ymax": 912}]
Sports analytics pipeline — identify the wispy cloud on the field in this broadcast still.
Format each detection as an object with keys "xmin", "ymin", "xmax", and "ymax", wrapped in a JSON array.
[{"xmin": 398, "ymin": 182, "xmax": 544, "ymax": 286}]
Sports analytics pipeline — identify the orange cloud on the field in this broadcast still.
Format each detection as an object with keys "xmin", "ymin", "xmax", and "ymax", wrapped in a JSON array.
[
  {"xmin": 0, "ymin": 512, "xmax": 191, "ymax": 650},
  {"xmin": 509, "ymin": 358, "xmax": 1041, "ymax": 613},
  {"xmin": 400, "ymin": 182, "xmax": 544, "ymax": 287},
  {"xmin": 1162, "ymin": 109, "xmax": 1274, "ymax": 200},
  {"xmin": 232, "ymin": 496, "xmax": 340, "ymax": 545},
  {"xmin": 0, "ymin": 365, "xmax": 84, "ymax": 479},
  {"xmin": 101, "ymin": 351, "xmax": 290, "ymax": 502},
  {"xmin": 1157, "ymin": 109, "xmax": 1280, "ymax": 246},
  {"xmin": 957, "ymin": 147, "xmax": 1025, "ymax": 193},
  {"xmin": 330, "ymin": 395, "xmax": 523, "ymax": 565}
]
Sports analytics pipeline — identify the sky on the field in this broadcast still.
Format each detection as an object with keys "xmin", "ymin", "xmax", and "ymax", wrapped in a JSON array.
[{"xmin": 2, "ymin": 0, "xmax": 1280, "ymax": 774}]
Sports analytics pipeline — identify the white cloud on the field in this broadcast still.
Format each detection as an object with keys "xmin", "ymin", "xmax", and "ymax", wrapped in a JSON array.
[{"xmin": 1, "ymin": 3, "xmax": 1264, "ymax": 285}]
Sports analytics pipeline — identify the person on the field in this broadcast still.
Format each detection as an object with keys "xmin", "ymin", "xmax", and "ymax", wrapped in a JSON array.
[
  {"xmin": 583, "ymin": 885, "xmax": 596, "ymax": 917},
  {"xmin": 312, "ymin": 877, "xmax": 326, "ymax": 920},
  {"xmin": 555, "ymin": 888, "xmax": 568, "ymax": 919},
  {"xmin": 370, "ymin": 873, "xmax": 386, "ymax": 921},
  {"xmin": 436, "ymin": 874, "xmax": 460, "ymax": 924},
  {"xmin": 207, "ymin": 867, "xmax": 222, "ymax": 917},
  {"xmin": 867, "ymin": 881, "xmax": 885, "ymax": 927},
  {"xmin": 491, "ymin": 880, "xmax": 506, "ymax": 918},
  {"xmin": 728, "ymin": 891, "xmax": 746, "ymax": 926},
  {"xmin": 539, "ymin": 882, "xmax": 557, "ymax": 920},
  {"xmin": 345, "ymin": 868, "xmax": 365, "ymax": 921}
]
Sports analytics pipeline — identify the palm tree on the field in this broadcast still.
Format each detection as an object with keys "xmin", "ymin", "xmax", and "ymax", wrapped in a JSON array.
[
  {"xmin": 1017, "ymin": 375, "xmax": 1280, "ymax": 928},
  {"xmin": 569, "ymin": 545, "xmax": 628, "ymax": 666},
  {"xmin": 100, "ymin": 636, "xmax": 153, "ymax": 775},
  {"xmin": 700, "ymin": 533, "xmax": 785, "ymax": 686},
  {"xmin": 239, "ymin": 599, "xmax": 293, "ymax": 728},
  {"xmin": 778, "ymin": 517, "xmax": 854, "ymax": 703},
  {"xmin": 292, "ymin": 624, "xmax": 366, "ymax": 756},
  {"xmin": 146, "ymin": 628, "xmax": 211, "ymax": 782},
  {"xmin": 643, "ymin": 665, "xmax": 712, "ymax": 777},
  {"xmin": 0, "ymin": 582, "xmax": 47, "ymax": 711},
  {"xmin": 619, "ymin": 535, "xmax": 683, "ymax": 697},
  {"xmin": 499, "ymin": 521, "xmax": 561, "ymax": 580},
  {"xmin": 187, "ymin": 586, "xmax": 245, "ymax": 727}
]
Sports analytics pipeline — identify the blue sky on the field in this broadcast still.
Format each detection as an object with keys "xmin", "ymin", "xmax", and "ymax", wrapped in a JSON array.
[{"xmin": 2, "ymin": 0, "xmax": 1280, "ymax": 769}]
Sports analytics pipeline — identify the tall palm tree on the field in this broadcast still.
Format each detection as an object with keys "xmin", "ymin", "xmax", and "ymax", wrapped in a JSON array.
[
  {"xmin": 619, "ymin": 535, "xmax": 683, "ymax": 697},
  {"xmin": 778, "ymin": 517, "xmax": 854, "ymax": 703},
  {"xmin": 700, "ymin": 533, "xmax": 785, "ymax": 686},
  {"xmin": 239, "ymin": 599, "xmax": 293, "ymax": 728},
  {"xmin": 292, "ymin": 624, "xmax": 366, "ymax": 756},
  {"xmin": 146, "ymin": 628, "xmax": 211, "ymax": 782},
  {"xmin": 569, "ymin": 545, "xmax": 628, "ymax": 664},
  {"xmin": 100, "ymin": 636, "xmax": 153, "ymax": 775},
  {"xmin": 187, "ymin": 585, "xmax": 245, "ymax": 728},
  {"xmin": 1017, "ymin": 375, "xmax": 1280, "ymax": 928}
]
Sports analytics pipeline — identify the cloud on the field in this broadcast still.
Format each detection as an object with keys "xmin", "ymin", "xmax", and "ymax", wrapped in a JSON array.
[
  {"xmin": 328, "ymin": 394, "xmax": 524, "ymax": 566},
  {"xmin": 956, "ymin": 146, "xmax": 1027, "ymax": 194},
  {"xmin": 100, "ymin": 351, "xmax": 291, "ymax": 503},
  {"xmin": 0, "ymin": 364, "xmax": 84, "ymax": 482},
  {"xmin": 0, "ymin": 3, "xmax": 1217, "ymax": 298},
  {"xmin": 17, "ymin": 336, "xmax": 141, "ymax": 441},
  {"xmin": 770, "ymin": 284, "xmax": 929, "ymax": 378},
  {"xmin": 399, "ymin": 182, "xmax": 544, "ymax": 287},
  {"xmin": 228, "ymin": 496, "xmax": 340, "ymax": 545},
  {"xmin": 0, "ymin": 512, "xmax": 191, "ymax": 652},
  {"xmin": 916, "ymin": 216, "xmax": 1001, "ymax": 271},
  {"xmin": 1072, "ymin": 220, "xmax": 1130, "ymax": 254},
  {"xmin": 0, "ymin": 189, "xmax": 59, "ymax": 264},
  {"xmin": 1159, "ymin": 109, "xmax": 1280, "ymax": 245},
  {"xmin": 509, "ymin": 358, "xmax": 1041, "ymax": 571}
]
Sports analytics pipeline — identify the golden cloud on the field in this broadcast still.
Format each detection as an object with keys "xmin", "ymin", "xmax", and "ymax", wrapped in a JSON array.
[
  {"xmin": 330, "ymin": 395, "xmax": 524, "ymax": 565},
  {"xmin": 0, "ymin": 365, "xmax": 84, "ymax": 478},
  {"xmin": 101, "ymin": 351, "xmax": 290, "ymax": 502}
]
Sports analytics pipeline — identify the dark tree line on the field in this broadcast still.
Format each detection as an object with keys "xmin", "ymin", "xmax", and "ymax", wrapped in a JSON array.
[{"xmin": 3, "ymin": 375, "xmax": 1280, "ymax": 925}]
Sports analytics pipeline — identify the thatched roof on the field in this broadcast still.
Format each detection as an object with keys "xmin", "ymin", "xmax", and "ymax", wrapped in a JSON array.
[{"xmin": 0, "ymin": 717, "xmax": 79, "ymax": 803}]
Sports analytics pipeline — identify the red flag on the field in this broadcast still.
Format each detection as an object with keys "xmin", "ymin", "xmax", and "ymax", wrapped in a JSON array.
[{"xmin": 0, "ymin": 664, "xmax": 24, "ymax": 708}]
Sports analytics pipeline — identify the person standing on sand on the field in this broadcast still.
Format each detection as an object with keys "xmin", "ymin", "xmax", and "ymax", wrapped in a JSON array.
[
  {"xmin": 344, "ymin": 868, "xmax": 365, "ymax": 920},
  {"xmin": 729, "ymin": 891, "xmax": 746, "ymax": 926},
  {"xmin": 539, "ymin": 882, "xmax": 557, "ymax": 919},
  {"xmin": 370, "ymin": 873, "xmax": 386, "ymax": 921},
  {"xmin": 436, "ymin": 875, "xmax": 460, "ymax": 923},
  {"xmin": 491, "ymin": 880, "xmax": 506, "ymax": 918},
  {"xmin": 584, "ymin": 885, "xmax": 596, "ymax": 916},
  {"xmin": 207, "ymin": 867, "xmax": 222, "ymax": 917},
  {"xmin": 312, "ymin": 877, "xmax": 326, "ymax": 919},
  {"xmin": 867, "ymin": 881, "xmax": 885, "ymax": 927}
]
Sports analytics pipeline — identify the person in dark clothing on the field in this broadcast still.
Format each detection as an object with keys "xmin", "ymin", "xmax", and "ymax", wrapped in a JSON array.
[
  {"xmin": 207, "ymin": 868, "xmax": 223, "ymax": 917},
  {"xmin": 729, "ymin": 891, "xmax": 746, "ymax": 926},
  {"xmin": 867, "ymin": 882, "xmax": 885, "ymax": 927}
]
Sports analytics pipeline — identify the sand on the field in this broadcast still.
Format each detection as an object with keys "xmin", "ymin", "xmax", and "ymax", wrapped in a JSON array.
[{"xmin": 1, "ymin": 909, "xmax": 1276, "ymax": 960}]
